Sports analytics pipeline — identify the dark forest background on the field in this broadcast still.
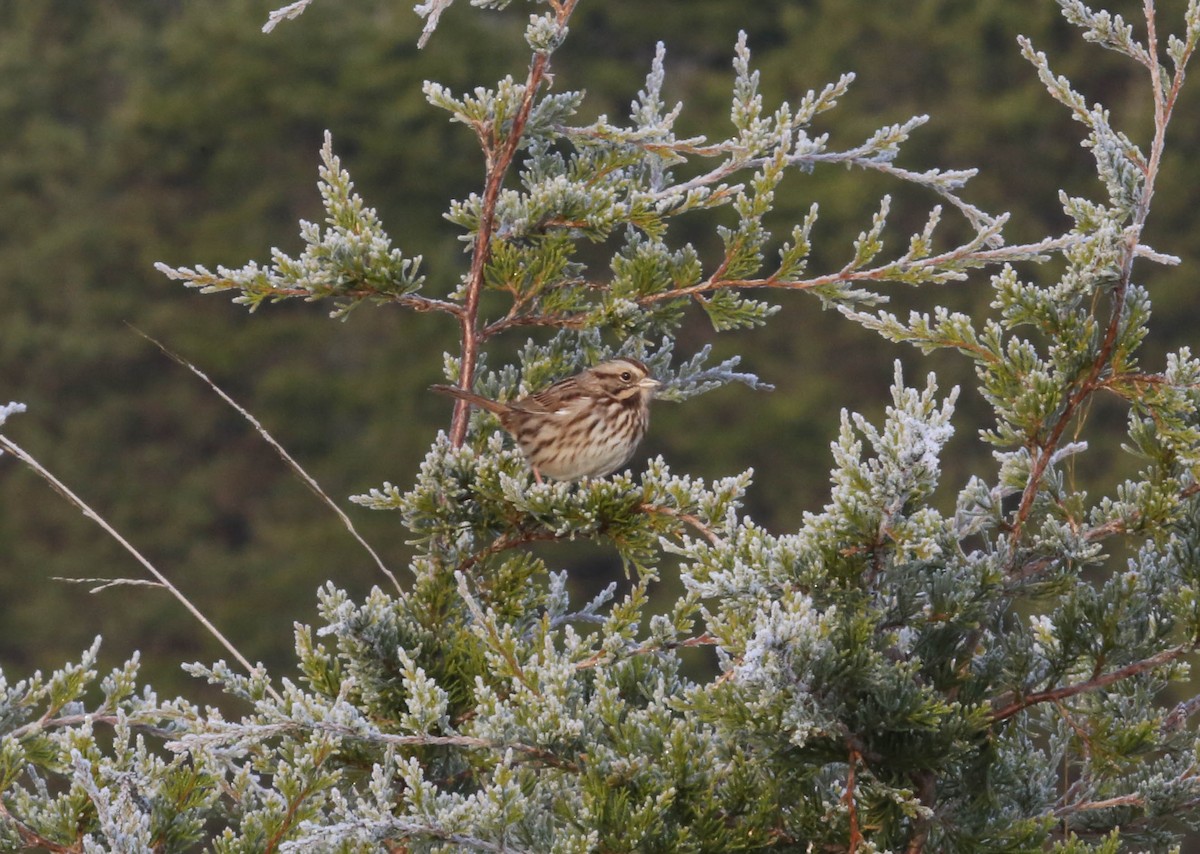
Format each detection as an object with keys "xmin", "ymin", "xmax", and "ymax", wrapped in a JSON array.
[{"xmin": 3, "ymin": 0, "xmax": 1198, "ymax": 702}]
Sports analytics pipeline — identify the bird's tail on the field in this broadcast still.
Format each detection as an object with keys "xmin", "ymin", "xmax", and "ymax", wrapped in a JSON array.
[{"xmin": 429, "ymin": 384, "xmax": 507, "ymax": 416}]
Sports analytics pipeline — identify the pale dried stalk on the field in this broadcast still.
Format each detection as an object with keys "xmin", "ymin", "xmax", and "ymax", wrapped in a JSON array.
[{"xmin": 0, "ymin": 433, "xmax": 281, "ymax": 702}]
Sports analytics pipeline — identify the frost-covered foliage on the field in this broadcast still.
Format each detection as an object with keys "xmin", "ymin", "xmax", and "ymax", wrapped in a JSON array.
[
  {"xmin": 0, "ymin": 402, "xmax": 25, "ymax": 431},
  {"xmin": 9, "ymin": 0, "xmax": 1200, "ymax": 851}
]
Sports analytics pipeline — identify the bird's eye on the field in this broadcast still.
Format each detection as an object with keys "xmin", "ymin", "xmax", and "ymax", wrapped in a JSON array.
[{"xmin": 620, "ymin": 371, "xmax": 632, "ymax": 382}]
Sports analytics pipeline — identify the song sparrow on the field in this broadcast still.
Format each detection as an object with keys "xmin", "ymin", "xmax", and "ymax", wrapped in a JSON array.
[{"xmin": 431, "ymin": 358, "xmax": 661, "ymax": 481}]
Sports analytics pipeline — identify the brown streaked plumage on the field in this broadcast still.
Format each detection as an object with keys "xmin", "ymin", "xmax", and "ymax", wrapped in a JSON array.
[{"xmin": 431, "ymin": 358, "xmax": 661, "ymax": 481}]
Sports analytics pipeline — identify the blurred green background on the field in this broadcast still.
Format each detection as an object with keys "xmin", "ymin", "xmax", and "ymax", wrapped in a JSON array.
[{"xmin": 2, "ymin": 0, "xmax": 1197, "ymax": 702}]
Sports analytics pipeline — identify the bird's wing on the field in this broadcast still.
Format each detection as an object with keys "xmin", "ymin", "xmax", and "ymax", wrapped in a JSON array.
[{"xmin": 522, "ymin": 378, "xmax": 584, "ymax": 415}]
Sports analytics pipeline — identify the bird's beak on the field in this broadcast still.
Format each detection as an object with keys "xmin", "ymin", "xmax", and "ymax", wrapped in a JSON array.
[{"xmin": 639, "ymin": 377, "xmax": 662, "ymax": 392}]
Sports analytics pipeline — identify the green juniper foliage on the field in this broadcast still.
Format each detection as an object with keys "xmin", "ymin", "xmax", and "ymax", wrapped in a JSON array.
[{"xmin": 5, "ymin": 0, "xmax": 1200, "ymax": 850}]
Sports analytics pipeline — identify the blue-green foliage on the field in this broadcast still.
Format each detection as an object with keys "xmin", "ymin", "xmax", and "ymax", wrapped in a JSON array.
[{"xmin": 6, "ymin": 0, "xmax": 1200, "ymax": 851}]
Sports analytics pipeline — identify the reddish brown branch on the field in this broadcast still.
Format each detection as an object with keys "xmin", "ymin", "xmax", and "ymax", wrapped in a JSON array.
[
  {"xmin": 450, "ymin": 56, "xmax": 546, "ymax": 446},
  {"xmin": 1006, "ymin": 303, "xmax": 1129, "ymax": 546},
  {"xmin": 456, "ymin": 527, "xmax": 568, "ymax": 574},
  {"xmin": 265, "ymin": 741, "xmax": 335, "ymax": 852},
  {"xmin": 990, "ymin": 644, "xmax": 1192, "ymax": 722},
  {"xmin": 397, "ymin": 294, "xmax": 465, "ymax": 315},
  {"xmin": 480, "ymin": 235, "xmax": 1073, "ymax": 342},
  {"xmin": 844, "ymin": 749, "xmax": 865, "ymax": 854},
  {"xmin": 905, "ymin": 770, "xmax": 936, "ymax": 854},
  {"xmin": 1011, "ymin": 481, "xmax": 1200, "ymax": 582},
  {"xmin": 449, "ymin": 1, "xmax": 580, "ymax": 447},
  {"xmin": 1053, "ymin": 766, "xmax": 1200, "ymax": 821},
  {"xmin": 0, "ymin": 799, "xmax": 74, "ymax": 853},
  {"xmin": 1007, "ymin": 2, "xmax": 1182, "ymax": 547},
  {"xmin": 642, "ymin": 236, "xmax": 1068, "ymax": 305},
  {"xmin": 1162, "ymin": 693, "xmax": 1200, "ymax": 735},
  {"xmin": 480, "ymin": 309, "xmax": 589, "ymax": 340},
  {"xmin": 1055, "ymin": 792, "xmax": 1143, "ymax": 818},
  {"xmin": 640, "ymin": 503, "xmax": 724, "ymax": 546}
]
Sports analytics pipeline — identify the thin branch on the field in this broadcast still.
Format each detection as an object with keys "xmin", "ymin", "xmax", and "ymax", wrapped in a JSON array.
[
  {"xmin": 173, "ymin": 716, "xmax": 580, "ymax": 772},
  {"xmin": 178, "ymin": 280, "xmax": 463, "ymax": 317},
  {"xmin": 133, "ymin": 328, "xmax": 402, "ymax": 595},
  {"xmin": 1008, "ymin": 0, "xmax": 1179, "ymax": 547},
  {"xmin": 360, "ymin": 731, "xmax": 577, "ymax": 771},
  {"xmin": 52, "ymin": 575, "xmax": 165, "ymax": 593},
  {"xmin": 450, "ymin": 1, "xmax": 580, "ymax": 447},
  {"xmin": 0, "ymin": 434, "xmax": 281, "ymax": 702},
  {"xmin": 640, "ymin": 503, "xmax": 724, "ymax": 546},
  {"xmin": 456, "ymin": 572, "xmax": 539, "ymax": 694},
  {"xmin": 616, "ymin": 130, "xmax": 996, "ymax": 235},
  {"xmin": 562, "ymin": 124, "xmax": 732, "ymax": 159},
  {"xmin": 480, "ymin": 307, "xmax": 589, "ymax": 340},
  {"xmin": 1055, "ymin": 792, "xmax": 1143, "ymax": 817},
  {"xmin": 1162, "ymin": 694, "xmax": 1200, "ymax": 735},
  {"xmin": 479, "ymin": 235, "xmax": 1076, "ymax": 340},
  {"xmin": 844, "ymin": 749, "xmax": 865, "ymax": 854},
  {"xmin": 1011, "ymin": 481, "xmax": 1200, "ymax": 582},
  {"xmin": 1053, "ymin": 762, "xmax": 1199, "ymax": 821},
  {"xmin": 571, "ymin": 118, "xmax": 999, "ymax": 235},
  {"xmin": 905, "ymin": 770, "xmax": 936, "ymax": 854},
  {"xmin": 990, "ymin": 644, "xmax": 1192, "ymax": 722},
  {"xmin": 574, "ymin": 632, "xmax": 718, "ymax": 671},
  {"xmin": 1054, "ymin": 698, "xmax": 1094, "ymax": 772},
  {"xmin": 456, "ymin": 527, "xmax": 569, "ymax": 574},
  {"xmin": 645, "ymin": 234, "xmax": 1070, "ymax": 304},
  {"xmin": 1144, "ymin": 1, "xmax": 1165, "ymax": 125},
  {"xmin": 0, "ymin": 799, "xmax": 73, "ymax": 853},
  {"xmin": 301, "ymin": 818, "xmax": 526, "ymax": 854},
  {"xmin": 395, "ymin": 294, "xmax": 465, "ymax": 315},
  {"xmin": 10, "ymin": 712, "xmax": 176, "ymax": 741}
]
